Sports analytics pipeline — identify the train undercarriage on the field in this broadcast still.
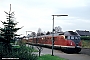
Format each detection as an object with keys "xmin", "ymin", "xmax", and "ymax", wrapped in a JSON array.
[{"xmin": 26, "ymin": 42, "xmax": 81, "ymax": 53}]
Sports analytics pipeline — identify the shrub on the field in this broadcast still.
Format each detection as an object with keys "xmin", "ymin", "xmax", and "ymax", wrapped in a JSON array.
[
  {"xmin": 0, "ymin": 43, "xmax": 38, "ymax": 60},
  {"xmin": 81, "ymin": 36, "xmax": 90, "ymax": 40},
  {"xmin": 81, "ymin": 40, "xmax": 90, "ymax": 48}
]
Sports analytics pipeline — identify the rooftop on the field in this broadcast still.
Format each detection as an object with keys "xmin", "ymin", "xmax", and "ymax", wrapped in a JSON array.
[{"xmin": 76, "ymin": 30, "xmax": 90, "ymax": 36}]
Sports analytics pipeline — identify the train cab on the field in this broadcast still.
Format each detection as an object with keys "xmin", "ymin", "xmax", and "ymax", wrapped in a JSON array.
[
  {"xmin": 63, "ymin": 31, "xmax": 82, "ymax": 53},
  {"xmin": 65, "ymin": 36, "xmax": 81, "ymax": 47}
]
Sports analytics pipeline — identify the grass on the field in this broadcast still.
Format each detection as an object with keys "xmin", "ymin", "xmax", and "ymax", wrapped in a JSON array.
[
  {"xmin": 38, "ymin": 54, "xmax": 67, "ymax": 60},
  {"xmin": 82, "ymin": 40, "xmax": 90, "ymax": 48}
]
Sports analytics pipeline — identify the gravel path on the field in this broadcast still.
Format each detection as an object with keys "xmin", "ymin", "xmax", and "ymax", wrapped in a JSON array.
[{"xmin": 80, "ymin": 48, "xmax": 90, "ymax": 56}]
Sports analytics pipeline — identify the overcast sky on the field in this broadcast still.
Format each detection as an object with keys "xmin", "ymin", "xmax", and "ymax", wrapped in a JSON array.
[{"xmin": 0, "ymin": 0, "xmax": 90, "ymax": 36}]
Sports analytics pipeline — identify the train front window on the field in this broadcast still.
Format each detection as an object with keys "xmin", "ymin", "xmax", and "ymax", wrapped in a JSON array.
[
  {"xmin": 76, "ymin": 36, "xmax": 80, "ymax": 40},
  {"xmin": 75, "ymin": 36, "xmax": 78, "ymax": 39},
  {"xmin": 71, "ymin": 36, "xmax": 74, "ymax": 39},
  {"xmin": 65, "ymin": 36, "xmax": 80, "ymax": 40},
  {"xmin": 78, "ymin": 36, "xmax": 80, "ymax": 39},
  {"xmin": 70, "ymin": 36, "xmax": 80, "ymax": 40}
]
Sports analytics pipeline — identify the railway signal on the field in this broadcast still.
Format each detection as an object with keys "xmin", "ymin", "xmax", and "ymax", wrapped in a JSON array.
[{"xmin": 51, "ymin": 14, "xmax": 68, "ymax": 56}]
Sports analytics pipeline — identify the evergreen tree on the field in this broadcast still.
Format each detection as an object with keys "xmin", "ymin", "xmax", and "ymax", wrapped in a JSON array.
[
  {"xmin": 0, "ymin": 4, "xmax": 22, "ymax": 52},
  {"xmin": 0, "ymin": 5, "xmax": 38, "ymax": 60}
]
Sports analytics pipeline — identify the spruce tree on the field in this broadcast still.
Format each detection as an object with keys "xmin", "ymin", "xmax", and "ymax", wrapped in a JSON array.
[
  {"xmin": 0, "ymin": 4, "xmax": 22, "ymax": 52},
  {"xmin": 0, "ymin": 4, "xmax": 38, "ymax": 60}
]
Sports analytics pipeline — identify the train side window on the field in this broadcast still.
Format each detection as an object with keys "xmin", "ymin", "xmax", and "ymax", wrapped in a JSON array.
[
  {"xmin": 65, "ymin": 36, "xmax": 68, "ymax": 39},
  {"xmin": 67, "ymin": 36, "xmax": 70, "ymax": 39},
  {"xmin": 65, "ymin": 36, "xmax": 70, "ymax": 39}
]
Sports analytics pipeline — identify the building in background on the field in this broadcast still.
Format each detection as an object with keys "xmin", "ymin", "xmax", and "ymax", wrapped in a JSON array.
[{"xmin": 76, "ymin": 30, "xmax": 90, "ymax": 36}]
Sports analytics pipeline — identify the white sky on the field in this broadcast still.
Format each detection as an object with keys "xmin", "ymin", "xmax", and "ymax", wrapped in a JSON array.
[{"xmin": 0, "ymin": 0, "xmax": 90, "ymax": 36}]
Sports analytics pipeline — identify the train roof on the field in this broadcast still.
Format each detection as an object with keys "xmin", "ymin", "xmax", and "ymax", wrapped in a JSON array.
[
  {"xmin": 27, "ymin": 31, "xmax": 79, "ymax": 39},
  {"xmin": 64, "ymin": 31, "xmax": 79, "ymax": 36},
  {"xmin": 28, "ymin": 32, "xmax": 64, "ymax": 39}
]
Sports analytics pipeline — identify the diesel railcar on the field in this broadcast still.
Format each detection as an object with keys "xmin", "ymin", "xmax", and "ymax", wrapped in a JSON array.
[{"xmin": 26, "ymin": 31, "xmax": 82, "ymax": 53}]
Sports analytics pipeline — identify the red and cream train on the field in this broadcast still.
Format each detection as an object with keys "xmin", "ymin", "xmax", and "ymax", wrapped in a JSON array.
[{"xmin": 26, "ymin": 31, "xmax": 82, "ymax": 53}]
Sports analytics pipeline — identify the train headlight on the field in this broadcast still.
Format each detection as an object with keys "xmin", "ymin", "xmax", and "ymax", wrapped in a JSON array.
[
  {"xmin": 70, "ymin": 42, "xmax": 73, "ymax": 45},
  {"xmin": 42, "ymin": 38, "xmax": 43, "ymax": 40}
]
